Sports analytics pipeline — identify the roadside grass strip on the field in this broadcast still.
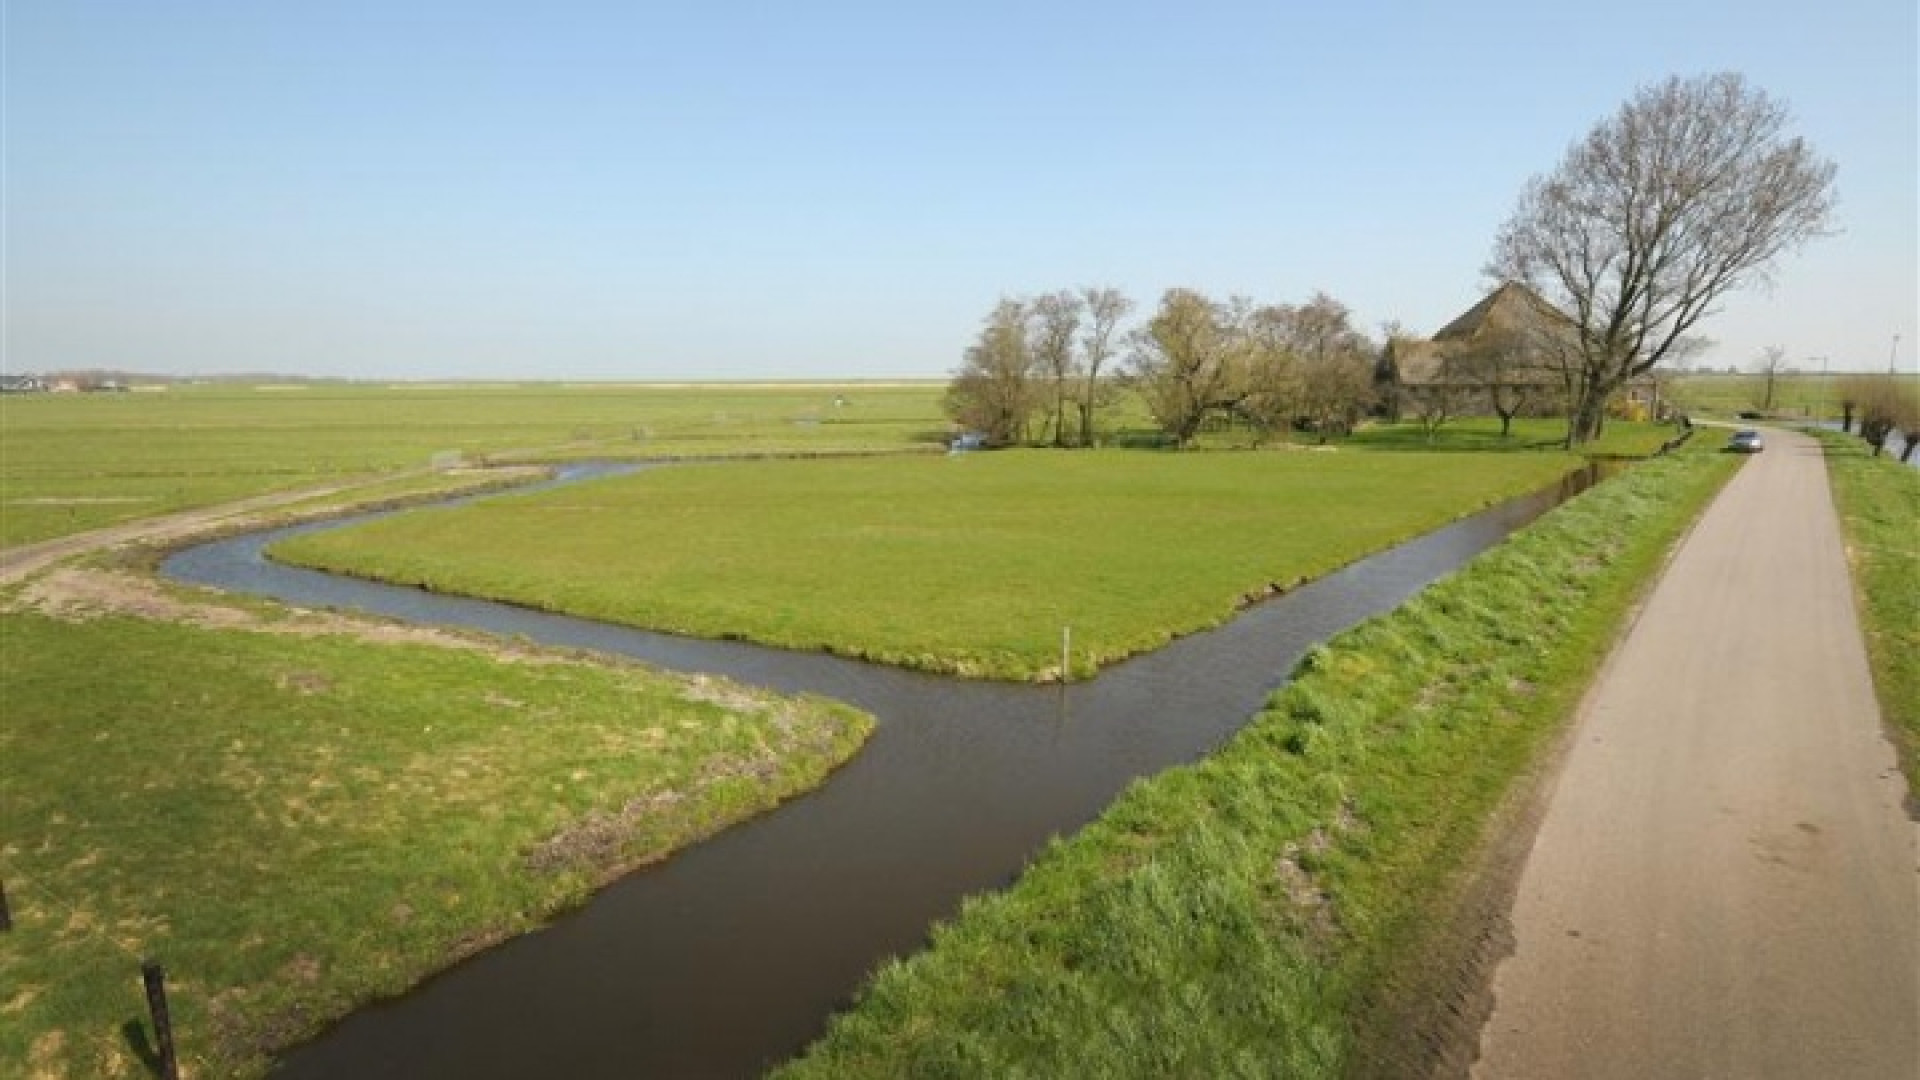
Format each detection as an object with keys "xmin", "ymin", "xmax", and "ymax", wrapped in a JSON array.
[
  {"xmin": 0, "ymin": 610, "xmax": 872, "ymax": 1079},
  {"xmin": 1815, "ymin": 429, "xmax": 1920, "ymax": 792},
  {"xmin": 775, "ymin": 444, "xmax": 1737, "ymax": 1078},
  {"xmin": 270, "ymin": 450, "xmax": 1582, "ymax": 682}
]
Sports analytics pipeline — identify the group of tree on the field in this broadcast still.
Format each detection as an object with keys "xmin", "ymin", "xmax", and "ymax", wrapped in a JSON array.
[
  {"xmin": 943, "ymin": 287, "xmax": 1132, "ymax": 447},
  {"xmin": 1836, "ymin": 374, "xmax": 1920, "ymax": 462},
  {"xmin": 944, "ymin": 287, "xmax": 1379, "ymax": 448},
  {"xmin": 952, "ymin": 72, "xmax": 1840, "ymax": 451}
]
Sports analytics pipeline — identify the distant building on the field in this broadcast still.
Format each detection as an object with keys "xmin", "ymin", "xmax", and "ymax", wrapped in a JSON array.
[
  {"xmin": 1378, "ymin": 282, "xmax": 1663, "ymax": 423},
  {"xmin": 1376, "ymin": 282, "xmax": 1573, "ymax": 420},
  {"xmin": 0, "ymin": 374, "xmax": 48, "ymax": 393}
]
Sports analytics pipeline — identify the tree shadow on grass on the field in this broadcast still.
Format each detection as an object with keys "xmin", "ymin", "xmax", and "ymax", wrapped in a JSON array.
[{"xmin": 120, "ymin": 1018, "xmax": 165, "ymax": 1077}]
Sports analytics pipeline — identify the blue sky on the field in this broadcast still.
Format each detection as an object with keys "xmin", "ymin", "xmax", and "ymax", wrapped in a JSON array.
[{"xmin": 6, "ymin": 1, "xmax": 1915, "ymax": 378}]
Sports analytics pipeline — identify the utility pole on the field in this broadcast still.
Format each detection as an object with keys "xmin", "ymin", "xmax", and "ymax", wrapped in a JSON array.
[{"xmin": 1892, "ymin": 334, "xmax": 1902, "ymax": 375}]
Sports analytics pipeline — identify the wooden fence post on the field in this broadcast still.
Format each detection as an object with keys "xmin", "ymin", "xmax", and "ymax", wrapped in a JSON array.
[{"xmin": 141, "ymin": 960, "xmax": 180, "ymax": 1080}]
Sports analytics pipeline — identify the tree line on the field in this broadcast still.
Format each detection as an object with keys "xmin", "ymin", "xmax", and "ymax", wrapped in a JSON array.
[
  {"xmin": 1836, "ymin": 374, "xmax": 1920, "ymax": 463},
  {"xmin": 944, "ymin": 287, "xmax": 1380, "ymax": 448}
]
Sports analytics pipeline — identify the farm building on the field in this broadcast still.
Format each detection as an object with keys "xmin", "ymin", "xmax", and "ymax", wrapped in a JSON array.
[{"xmin": 1377, "ymin": 282, "xmax": 1665, "ymax": 424}]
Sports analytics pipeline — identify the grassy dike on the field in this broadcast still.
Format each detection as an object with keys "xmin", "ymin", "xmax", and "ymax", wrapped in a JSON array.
[
  {"xmin": 1814, "ymin": 429, "xmax": 1920, "ymax": 793},
  {"xmin": 0, "ymin": 604, "xmax": 872, "ymax": 1079},
  {"xmin": 775, "ymin": 445, "xmax": 1738, "ymax": 1079}
]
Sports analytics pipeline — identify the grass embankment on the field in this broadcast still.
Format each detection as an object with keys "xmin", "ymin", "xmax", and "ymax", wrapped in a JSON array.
[
  {"xmin": 774, "ymin": 444, "xmax": 1738, "ymax": 1078},
  {"xmin": 0, "ymin": 383, "xmax": 946, "ymax": 546},
  {"xmin": 1815, "ymin": 429, "xmax": 1920, "ymax": 791},
  {"xmin": 271, "ymin": 450, "xmax": 1584, "ymax": 681},
  {"xmin": 0, "ymin": 606, "xmax": 872, "ymax": 1079}
]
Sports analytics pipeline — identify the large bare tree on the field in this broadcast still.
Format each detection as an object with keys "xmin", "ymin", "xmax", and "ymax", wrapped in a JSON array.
[{"xmin": 1490, "ymin": 72, "xmax": 1836, "ymax": 445}]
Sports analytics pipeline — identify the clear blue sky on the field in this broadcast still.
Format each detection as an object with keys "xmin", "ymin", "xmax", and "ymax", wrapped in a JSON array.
[{"xmin": 6, "ymin": 1, "xmax": 1915, "ymax": 379}]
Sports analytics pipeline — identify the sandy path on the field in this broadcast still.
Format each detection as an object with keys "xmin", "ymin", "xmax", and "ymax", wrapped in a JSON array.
[
  {"xmin": 0, "ymin": 476, "xmax": 418, "ymax": 586},
  {"xmin": 1472, "ymin": 429, "xmax": 1919, "ymax": 1078}
]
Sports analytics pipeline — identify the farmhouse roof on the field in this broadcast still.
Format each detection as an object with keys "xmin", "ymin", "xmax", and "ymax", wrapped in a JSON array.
[{"xmin": 1431, "ymin": 281, "xmax": 1573, "ymax": 344}]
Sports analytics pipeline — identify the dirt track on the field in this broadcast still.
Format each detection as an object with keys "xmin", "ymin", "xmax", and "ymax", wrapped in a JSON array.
[
  {"xmin": 1472, "ymin": 428, "xmax": 1919, "ymax": 1078},
  {"xmin": 0, "ymin": 477, "xmax": 397, "ymax": 586}
]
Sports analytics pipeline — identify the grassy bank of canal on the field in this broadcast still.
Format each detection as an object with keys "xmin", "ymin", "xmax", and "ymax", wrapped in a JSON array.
[
  {"xmin": 269, "ymin": 448, "xmax": 1589, "ymax": 681},
  {"xmin": 775, "ymin": 440, "xmax": 1738, "ymax": 1078},
  {"xmin": 1815, "ymin": 428, "xmax": 1920, "ymax": 792},
  {"xmin": 0, "ymin": 597, "xmax": 872, "ymax": 1079}
]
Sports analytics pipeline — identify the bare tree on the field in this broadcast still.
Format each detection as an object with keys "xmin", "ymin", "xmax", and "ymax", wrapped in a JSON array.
[
  {"xmin": 1751, "ymin": 345, "xmax": 1789, "ymax": 413},
  {"xmin": 1490, "ymin": 72, "xmax": 1836, "ymax": 446},
  {"xmin": 1410, "ymin": 362, "xmax": 1471, "ymax": 443},
  {"xmin": 1837, "ymin": 374, "xmax": 1867, "ymax": 433},
  {"xmin": 944, "ymin": 299, "xmax": 1040, "ymax": 446},
  {"xmin": 1448, "ymin": 323, "xmax": 1550, "ymax": 438},
  {"xmin": 1854, "ymin": 375, "xmax": 1920, "ymax": 460},
  {"xmin": 1128, "ymin": 289, "xmax": 1241, "ymax": 448},
  {"xmin": 1075, "ymin": 287, "xmax": 1133, "ymax": 446},
  {"xmin": 1028, "ymin": 291, "xmax": 1084, "ymax": 447}
]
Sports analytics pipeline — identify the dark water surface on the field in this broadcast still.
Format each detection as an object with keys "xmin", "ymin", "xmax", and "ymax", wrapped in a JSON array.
[{"xmin": 163, "ymin": 465, "xmax": 1598, "ymax": 1079}]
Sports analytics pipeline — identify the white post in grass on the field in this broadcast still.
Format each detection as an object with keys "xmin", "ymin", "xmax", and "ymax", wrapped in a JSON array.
[{"xmin": 1061, "ymin": 626, "xmax": 1072, "ymax": 684}]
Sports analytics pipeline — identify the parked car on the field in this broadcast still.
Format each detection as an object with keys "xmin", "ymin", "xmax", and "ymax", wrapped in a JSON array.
[{"xmin": 1726, "ymin": 429, "xmax": 1765, "ymax": 453}]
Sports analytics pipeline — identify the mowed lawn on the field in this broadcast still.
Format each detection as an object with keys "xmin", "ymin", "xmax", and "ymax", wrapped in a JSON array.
[
  {"xmin": 273, "ymin": 449, "xmax": 1584, "ymax": 680},
  {"xmin": 0, "ymin": 607, "xmax": 871, "ymax": 1079},
  {"xmin": 0, "ymin": 382, "xmax": 947, "ymax": 546}
]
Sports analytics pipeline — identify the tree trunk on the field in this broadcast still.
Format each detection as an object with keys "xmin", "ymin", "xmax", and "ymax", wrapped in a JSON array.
[{"xmin": 1565, "ymin": 388, "xmax": 1608, "ymax": 447}]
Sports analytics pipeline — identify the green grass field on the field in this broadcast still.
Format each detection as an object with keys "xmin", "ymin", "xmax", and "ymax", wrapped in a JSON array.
[
  {"xmin": 1815, "ymin": 429, "xmax": 1920, "ymax": 791},
  {"xmin": 0, "ymin": 602, "xmax": 872, "ymax": 1080},
  {"xmin": 1346, "ymin": 417, "xmax": 1673, "ymax": 456},
  {"xmin": 1664, "ymin": 372, "xmax": 1920, "ymax": 420},
  {"xmin": 272, "ymin": 448, "xmax": 1589, "ymax": 680},
  {"xmin": 775, "ymin": 439, "xmax": 1739, "ymax": 1079},
  {"xmin": 0, "ymin": 383, "xmax": 949, "ymax": 546},
  {"xmin": 0, "ymin": 390, "xmax": 1688, "ymax": 1077}
]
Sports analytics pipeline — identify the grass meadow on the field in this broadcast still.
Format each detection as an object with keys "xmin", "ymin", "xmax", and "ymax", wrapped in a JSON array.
[
  {"xmin": 271, "ymin": 447, "xmax": 1592, "ymax": 680},
  {"xmin": 0, "ymin": 382, "xmax": 948, "ymax": 546},
  {"xmin": 774, "ymin": 438, "xmax": 1739, "ymax": 1079},
  {"xmin": 0, "ymin": 602, "xmax": 872, "ymax": 1079},
  {"xmin": 1815, "ymin": 428, "xmax": 1920, "ymax": 791},
  {"xmin": 1, "ymin": 386, "xmax": 1687, "ymax": 1078}
]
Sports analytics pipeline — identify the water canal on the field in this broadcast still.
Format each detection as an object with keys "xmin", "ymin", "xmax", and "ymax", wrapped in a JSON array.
[{"xmin": 162, "ymin": 464, "xmax": 1605, "ymax": 1078}]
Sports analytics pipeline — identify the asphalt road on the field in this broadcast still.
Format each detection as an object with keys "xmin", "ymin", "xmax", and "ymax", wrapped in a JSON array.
[{"xmin": 1472, "ymin": 428, "xmax": 1919, "ymax": 1078}]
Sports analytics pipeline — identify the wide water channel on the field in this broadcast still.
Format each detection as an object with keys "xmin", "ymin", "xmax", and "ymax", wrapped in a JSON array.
[{"xmin": 163, "ymin": 464, "xmax": 1602, "ymax": 1078}]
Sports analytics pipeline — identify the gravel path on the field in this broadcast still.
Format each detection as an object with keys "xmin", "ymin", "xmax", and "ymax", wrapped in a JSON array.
[{"xmin": 1472, "ymin": 428, "xmax": 1919, "ymax": 1078}]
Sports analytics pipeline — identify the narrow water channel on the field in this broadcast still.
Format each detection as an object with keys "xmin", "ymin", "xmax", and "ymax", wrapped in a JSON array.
[{"xmin": 163, "ymin": 465, "xmax": 1603, "ymax": 1078}]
